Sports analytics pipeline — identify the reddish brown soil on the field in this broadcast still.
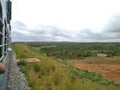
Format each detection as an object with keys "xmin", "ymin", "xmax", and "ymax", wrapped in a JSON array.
[{"xmin": 69, "ymin": 58, "xmax": 120, "ymax": 83}]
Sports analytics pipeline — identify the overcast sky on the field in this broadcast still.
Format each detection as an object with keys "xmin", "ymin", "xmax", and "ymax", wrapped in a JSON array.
[{"xmin": 11, "ymin": 0, "xmax": 120, "ymax": 42}]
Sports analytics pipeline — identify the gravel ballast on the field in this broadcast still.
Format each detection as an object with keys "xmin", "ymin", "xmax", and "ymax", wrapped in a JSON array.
[{"xmin": 7, "ymin": 52, "xmax": 31, "ymax": 90}]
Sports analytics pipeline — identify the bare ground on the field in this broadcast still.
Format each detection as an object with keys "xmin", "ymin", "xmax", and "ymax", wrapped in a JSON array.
[{"xmin": 69, "ymin": 58, "xmax": 120, "ymax": 83}]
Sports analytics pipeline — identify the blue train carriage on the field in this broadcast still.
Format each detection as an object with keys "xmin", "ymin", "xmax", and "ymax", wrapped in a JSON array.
[{"xmin": 0, "ymin": 0, "xmax": 11, "ymax": 88}]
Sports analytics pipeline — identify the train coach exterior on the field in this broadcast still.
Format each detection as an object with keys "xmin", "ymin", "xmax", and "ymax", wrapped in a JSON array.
[
  {"xmin": 0, "ymin": 0, "xmax": 11, "ymax": 62},
  {"xmin": 0, "ymin": 0, "xmax": 11, "ymax": 89}
]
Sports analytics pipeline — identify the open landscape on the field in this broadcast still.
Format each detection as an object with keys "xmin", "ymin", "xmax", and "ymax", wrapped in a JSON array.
[
  {"xmin": 12, "ymin": 42, "xmax": 120, "ymax": 90},
  {"xmin": 1, "ymin": 0, "xmax": 120, "ymax": 89}
]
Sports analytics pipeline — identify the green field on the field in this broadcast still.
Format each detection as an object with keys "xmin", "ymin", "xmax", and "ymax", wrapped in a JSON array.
[{"xmin": 12, "ymin": 42, "xmax": 120, "ymax": 90}]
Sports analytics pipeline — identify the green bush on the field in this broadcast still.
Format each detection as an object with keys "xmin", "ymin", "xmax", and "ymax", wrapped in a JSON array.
[
  {"xmin": 17, "ymin": 59, "xmax": 27, "ymax": 72},
  {"xmin": 17, "ymin": 59, "xmax": 27, "ymax": 66},
  {"xmin": 99, "ymin": 78, "xmax": 112, "ymax": 85}
]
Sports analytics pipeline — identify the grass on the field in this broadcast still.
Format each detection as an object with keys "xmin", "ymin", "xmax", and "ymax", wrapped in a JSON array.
[{"xmin": 12, "ymin": 43, "xmax": 120, "ymax": 90}]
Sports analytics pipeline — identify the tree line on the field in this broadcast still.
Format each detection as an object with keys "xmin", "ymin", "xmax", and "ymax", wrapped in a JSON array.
[{"xmin": 27, "ymin": 42, "xmax": 120, "ymax": 59}]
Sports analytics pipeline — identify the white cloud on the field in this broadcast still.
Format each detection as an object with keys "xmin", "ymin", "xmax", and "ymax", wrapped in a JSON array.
[
  {"xmin": 12, "ymin": 0, "xmax": 120, "ymax": 29},
  {"xmin": 11, "ymin": 0, "xmax": 120, "ymax": 42}
]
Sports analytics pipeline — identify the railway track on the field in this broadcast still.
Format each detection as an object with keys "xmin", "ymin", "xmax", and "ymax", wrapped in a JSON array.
[
  {"xmin": 7, "ymin": 51, "xmax": 31, "ymax": 90},
  {"xmin": 0, "ymin": 51, "xmax": 31, "ymax": 90}
]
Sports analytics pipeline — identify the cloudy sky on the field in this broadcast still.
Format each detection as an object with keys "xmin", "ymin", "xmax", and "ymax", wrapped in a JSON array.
[{"xmin": 11, "ymin": 0, "xmax": 120, "ymax": 42}]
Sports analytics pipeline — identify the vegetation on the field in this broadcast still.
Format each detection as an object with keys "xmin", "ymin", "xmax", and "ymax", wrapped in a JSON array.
[
  {"xmin": 12, "ymin": 42, "xmax": 120, "ymax": 90},
  {"xmin": 28, "ymin": 42, "xmax": 120, "ymax": 59},
  {"xmin": 17, "ymin": 59, "xmax": 27, "ymax": 72},
  {"xmin": 17, "ymin": 59, "xmax": 27, "ymax": 66}
]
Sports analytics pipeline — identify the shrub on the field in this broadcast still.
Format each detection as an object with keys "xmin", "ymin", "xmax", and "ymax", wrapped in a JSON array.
[
  {"xmin": 99, "ymin": 78, "xmax": 112, "ymax": 85},
  {"xmin": 17, "ymin": 59, "xmax": 27, "ymax": 66}
]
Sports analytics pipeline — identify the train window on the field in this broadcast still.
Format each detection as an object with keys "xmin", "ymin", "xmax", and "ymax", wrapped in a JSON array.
[
  {"xmin": 0, "ymin": 1, "xmax": 11, "ymax": 62},
  {"xmin": 0, "ymin": 4, "xmax": 2, "ymax": 18},
  {"xmin": 7, "ymin": 0, "xmax": 12, "ymax": 23},
  {"xmin": 0, "ymin": 6, "xmax": 2, "ymax": 59},
  {"xmin": 0, "ymin": 34, "xmax": 2, "ymax": 58},
  {"xmin": 4, "ymin": 21, "xmax": 7, "ymax": 55}
]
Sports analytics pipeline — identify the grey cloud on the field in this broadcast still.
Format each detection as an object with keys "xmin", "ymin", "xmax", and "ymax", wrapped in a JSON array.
[
  {"xmin": 76, "ymin": 13, "xmax": 120, "ymax": 42},
  {"xmin": 12, "ymin": 17, "xmax": 120, "ymax": 42},
  {"xmin": 106, "ymin": 22, "xmax": 120, "ymax": 33},
  {"xmin": 28, "ymin": 26, "xmax": 71, "ymax": 39},
  {"xmin": 101, "ymin": 13, "xmax": 120, "ymax": 41},
  {"xmin": 75, "ymin": 28, "xmax": 120, "ymax": 42},
  {"xmin": 11, "ymin": 21, "xmax": 71, "ymax": 42},
  {"xmin": 12, "ymin": 20, "xmax": 27, "ymax": 30},
  {"xmin": 90, "ymin": 32, "xmax": 120, "ymax": 41},
  {"xmin": 33, "ymin": 25, "xmax": 71, "ymax": 38}
]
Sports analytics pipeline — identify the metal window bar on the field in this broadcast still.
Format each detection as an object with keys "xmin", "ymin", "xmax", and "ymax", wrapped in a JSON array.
[
  {"xmin": 0, "ymin": 26, "xmax": 10, "ymax": 62},
  {"xmin": 0, "ymin": 39, "xmax": 9, "ymax": 61},
  {"xmin": 0, "ymin": 55, "xmax": 4, "ymax": 61},
  {"xmin": 0, "ymin": 0, "xmax": 12, "ymax": 62},
  {"xmin": 0, "ymin": 32, "xmax": 2, "ymax": 35}
]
